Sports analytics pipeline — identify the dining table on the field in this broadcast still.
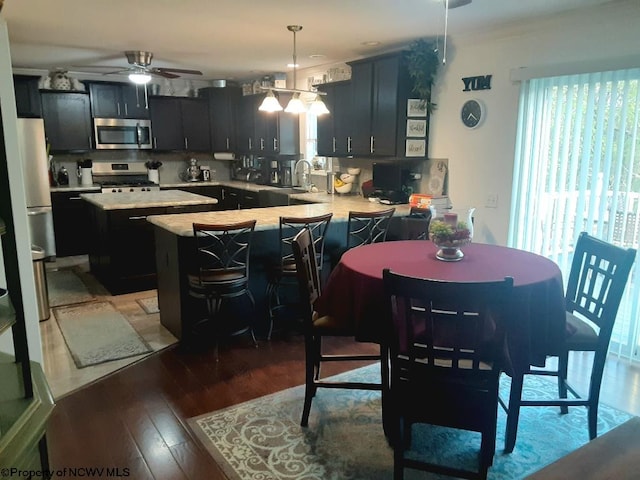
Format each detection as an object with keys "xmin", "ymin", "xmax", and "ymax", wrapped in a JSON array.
[{"xmin": 314, "ymin": 240, "xmax": 568, "ymax": 377}]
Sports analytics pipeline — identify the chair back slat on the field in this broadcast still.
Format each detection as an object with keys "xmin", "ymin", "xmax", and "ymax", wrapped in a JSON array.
[
  {"xmin": 279, "ymin": 213, "xmax": 333, "ymax": 271},
  {"xmin": 565, "ymin": 232, "xmax": 636, "ymax": 335},
  {"xmin": 292, "ymin": 228, "xmax": 322, "ymax": 314}
]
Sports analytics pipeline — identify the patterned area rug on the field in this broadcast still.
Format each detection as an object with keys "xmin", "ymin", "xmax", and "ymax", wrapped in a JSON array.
[
  {"xmin": 54, "ymin": 301, "xmax": 152, "ymax": 368},
  {"xmin": 188, "ymin": 364, "xmax": 633, "ymax": 480},
  {"xmin": 47, "ymin": 268, "xmax": 95, "ymax": 307},
  {"xmin": 136, "ymin": 296, "xmax": 160, "ymax": 314}
]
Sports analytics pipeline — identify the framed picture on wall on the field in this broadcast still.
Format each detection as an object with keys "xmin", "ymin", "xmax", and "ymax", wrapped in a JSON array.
[
  {"xmin": 405, "ymin": 139, "xmax": 426, "ymax": 157},
  {"xmin": 406, "ymin": 119, "xmax": 427, "ymax": 137},
  {"xmin": 407, "ymin": 99, "xmax": 427, "ymax": 117}
]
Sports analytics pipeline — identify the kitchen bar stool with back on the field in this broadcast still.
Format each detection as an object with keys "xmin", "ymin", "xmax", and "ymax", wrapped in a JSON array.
[
  {"xmin": 329, "ymin": 207, "xmax": 396, "ymax": 268},
  {"xmin": 501, "ymin": 232, "xmax": 636, "ymax": 453},
  {"xmin": 187, "ymin": 219, "xmax": 258, "ymax": 358},
  {"xmin": 266, "ymin": 213, "xmax": 333, "ymax": 339}
]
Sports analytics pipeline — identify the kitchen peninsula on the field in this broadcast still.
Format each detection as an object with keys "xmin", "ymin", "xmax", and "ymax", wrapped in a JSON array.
[
  {"xmin": 147, "ymin": 193, "xmax": 412, "ymax": 341},
  {"xmin": 81, "ymin": 189, "xmax": 219, "ymax": 295}
]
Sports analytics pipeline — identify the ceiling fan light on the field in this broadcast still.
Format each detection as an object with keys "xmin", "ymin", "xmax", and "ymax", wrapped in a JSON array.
[
  {"xmin": 129, "ymin": 72, "xmax": 152, "ymax": 84},
  {"xmin": 308, "ymin": 95, "xmax": 330, "ymax": 116},
  {"xmin": 259, "ymin": 90, "xmax": 284, "ymax": 112},
  {"xmin": 285, "ymin": 93, "xmax": 307, "ymax": 114}
]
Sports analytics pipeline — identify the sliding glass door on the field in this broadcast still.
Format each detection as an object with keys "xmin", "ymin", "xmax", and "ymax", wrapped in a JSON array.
[{"xmin": 509, "ymin": 68, "xmax": 640, "ymax": 361}]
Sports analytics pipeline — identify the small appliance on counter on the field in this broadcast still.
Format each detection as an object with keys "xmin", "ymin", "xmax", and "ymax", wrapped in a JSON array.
[{"xmin": 57, "ymin": 166, "xmax": 69, "ymax": 186}]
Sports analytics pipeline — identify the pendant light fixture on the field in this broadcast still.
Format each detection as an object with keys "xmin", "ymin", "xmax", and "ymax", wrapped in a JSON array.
[{"xmin": 258, "ymin": 25, "xmax": 330, "ymax": 116}]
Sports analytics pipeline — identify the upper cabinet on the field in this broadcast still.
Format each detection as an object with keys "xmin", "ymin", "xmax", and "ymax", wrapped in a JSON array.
[
  {"xmin": 316, "ymin": 81, "xmax": 353, "ymax": 157},
  {"xmin": 40, "ymin": 91, "xmax": 93, "ymax": 152},
  {"xmin": 201, "ymin": 86, "xmax": 241, "ymax": 153},
  {"xmin": 13, "ymin": 75, "xmax": 42, "ymax": 118},
  {"xmin": 337, "ymin": 52, "xmax": 421, "ymax": 158},
  {"xmin": 149, "ymin": 96, "xmax": 211, "ymax": 152},
  {"xmin": 88, "ymin": 82, "xmax": 149, "ymax": 119},
  {"xmin": 236, "ymin": 93, "xmax": 299, "ymax": 156}
]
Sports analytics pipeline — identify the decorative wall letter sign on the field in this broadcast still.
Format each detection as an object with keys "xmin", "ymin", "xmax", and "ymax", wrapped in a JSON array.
[{"xmin": 462, "ymin": 75, "xmax": 492, "ymax": 91}]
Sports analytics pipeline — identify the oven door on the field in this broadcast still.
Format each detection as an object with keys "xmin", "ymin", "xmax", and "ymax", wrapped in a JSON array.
[{"xmin": 94, "ymin": 118, "xmax": 153, "ymax": 150}]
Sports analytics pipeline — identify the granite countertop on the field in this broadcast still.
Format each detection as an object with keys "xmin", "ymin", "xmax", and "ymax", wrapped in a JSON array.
[
  {"xmin": 80, "ymin": 189, "xmax": 219, "ymax": 210},
  {"xmin": 51, "ymin": 184, "xmax": 101, "ymax": 193},
  {"xmin": 147, "ymin": 196, "xmax": 411, "ymax": 237}
]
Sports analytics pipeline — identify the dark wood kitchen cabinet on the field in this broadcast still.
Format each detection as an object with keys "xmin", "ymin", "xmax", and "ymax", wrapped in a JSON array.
[
  {"xmin": 316, "ymin": 80, "xmax": 353, "ymax": 156},
  {"xmin": 200, "ymin": 86, "xmax": 241, "ymax": 152},
  {"xmin": 40, "ymin": 91, "xmax": 93, "ymax": 152},
  {"xmin": 236, "ymin": 93, "xmax": 299, "ymax": 156},
  {"xmin": 88, "ymin": 81, "xmax": 149, "ymax": 119},
  {"xmin": 149, "ymin": 96, "xmax": 211, "ymax": 152},
  {"xmin": 13, "ymin": 75, "xmax": 42, "ymax": 118},
  {"xmin": 86, "ymin": 203, "xmax": 214, "ymax": 294},
  {"xmin": 347, "ymin": 52, "xmax": 417, "ymax": 157},
  {"xmin": 51, "ymin": 191, "xmax": 92, "ymax": 257}
]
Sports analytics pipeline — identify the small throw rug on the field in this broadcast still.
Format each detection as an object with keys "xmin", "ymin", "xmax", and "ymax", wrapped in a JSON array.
[
  {"xmin": 47, "ymin": 268, "xmax": 95, "ymax": 307},
  {"xmin": 136, "ymin": 296, "xmax": 160, "ymax": 314},
  {"xmin": 54, "ymin": 301, "xmax": 152, "ymax": 368},
  {"xmin": 188, "ymin": 364, "xmax": 633, "ymax": 480}
]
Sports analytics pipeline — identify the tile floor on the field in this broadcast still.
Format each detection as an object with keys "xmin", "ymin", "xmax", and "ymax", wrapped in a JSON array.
[{"xmin": 40, "ymin": 255, "xmax": 177, "ymax": 399}]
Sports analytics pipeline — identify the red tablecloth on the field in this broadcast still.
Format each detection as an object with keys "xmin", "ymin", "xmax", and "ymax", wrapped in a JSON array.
[{"xmin": 314, "ymin": 241, "xmax": 567, "ymax": 376}]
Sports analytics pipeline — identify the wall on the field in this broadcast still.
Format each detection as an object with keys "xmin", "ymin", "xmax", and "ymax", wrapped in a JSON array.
[{"xmin": 429, "ymin": 0, "xmax": 640, "ymax": 244}]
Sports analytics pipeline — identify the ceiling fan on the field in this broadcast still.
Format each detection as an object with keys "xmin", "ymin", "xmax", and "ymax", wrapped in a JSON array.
[{"xmin": 87, "ymin": 50, "xmax": 203, "ymax": 84}]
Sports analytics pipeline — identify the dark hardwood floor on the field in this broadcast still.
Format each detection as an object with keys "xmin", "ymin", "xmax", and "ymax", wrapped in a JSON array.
[{"xmin": 45, "ymin": 332, "xmax": 640, "ymax": 480}]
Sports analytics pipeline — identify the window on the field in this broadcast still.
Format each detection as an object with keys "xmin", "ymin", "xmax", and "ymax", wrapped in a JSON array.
[{"xmin": 509, "ymin": 68, "xmax": 640, "ymax": 361}]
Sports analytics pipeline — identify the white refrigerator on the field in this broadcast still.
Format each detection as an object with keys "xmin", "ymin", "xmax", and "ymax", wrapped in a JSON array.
[{"xmin": 16, "ymin": 118, "xmax": 56, "ymax": 259}]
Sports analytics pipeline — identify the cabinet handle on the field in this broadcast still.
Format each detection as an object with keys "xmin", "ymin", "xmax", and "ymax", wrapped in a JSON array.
[
  {"xmin": 184, "ymin": 137, "xmax": 189, "ymax": 150},
  {"xmin": 248, "ymin": 138, "xmax": 252, "ymax": 150},
  {"xmin": 273, "ymin": 138, "xmax": 278, "ymax": 151},
  {"xmin": 88, "ymin": 136, "xmax": 93, "ymax": 149},
  {"xmin": 153, "ymin": 137, "xmax": 157, "ymax": 149},
  {"xmin": 332, "ymin": 137, "xmax": 336, "ymax": 153},
  {"xmin": 347, "ymin": 136, "xmax": 352, "ymax": 153},
  {"xmin": 69, "ymin": 196, "xmax": 83, "ymax": 201},
  {"xmin": 370, "ymin": 136, "xmax": 374, "ymax": 153},
  {"xmin": 128, "ymin": 215, "xmax": 147, "ymax": 221},
  {"xmin": 124, "ymin": 103, "xmax": 129, "ymax": 116},
  {"xmin": 226, "ymin": 138, "xmax": 230, "ymax": 150},
  {"xmin": 117, "ymin": 103, "xmax": 121, "ymax": 116},
  {"xmin": 260, "ymin": 138, "xmax": 264, "ymax": 150}
]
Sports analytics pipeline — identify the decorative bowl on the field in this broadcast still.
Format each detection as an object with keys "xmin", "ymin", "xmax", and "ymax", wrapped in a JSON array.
[
  {"xmin": 335, "ymin": 183, "xmax": 353, "ymax": 194},
  {"xmin": 339, "ymin": 173, "xmax": 356, "ymax": 184},
  {"xmin": 432, "ymin": 237, "xmax": 471, "ymax": 261}
]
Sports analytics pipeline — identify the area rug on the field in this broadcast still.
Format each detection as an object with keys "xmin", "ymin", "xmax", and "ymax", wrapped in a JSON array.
[
  {"xmin": 47, "ymin": 268, "xmax": 95, "ymax": 307},
  {"xmin": 54, "ymin": 301, "xmax": 152, "ymax": 368},
  {"xmin": 136, "ymin": 296, "xmax": 159, "ymax": 314},
  {"xmin": 188, "ymin": 364, "xmax": 634, "ymax": 480}
]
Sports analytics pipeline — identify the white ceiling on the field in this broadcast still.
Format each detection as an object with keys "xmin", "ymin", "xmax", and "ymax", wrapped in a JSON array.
[{"xmin": 2, "ymin": 0, "xmax": 618, "ymax": 84}]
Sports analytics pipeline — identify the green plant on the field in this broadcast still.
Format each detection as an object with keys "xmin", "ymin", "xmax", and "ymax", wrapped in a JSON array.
[
  {"xmin": 405, "ymin": 39, "xmax": 440, "ymax": 115},
  {"xmin": 429, "ymin": 220, "xmax": 471, "ymax": 243}
]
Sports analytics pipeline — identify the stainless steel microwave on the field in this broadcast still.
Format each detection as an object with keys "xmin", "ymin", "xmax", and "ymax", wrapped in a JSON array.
[{"xmin": 93, "ymin": 118, "xmax": 153, "ymax": 150}]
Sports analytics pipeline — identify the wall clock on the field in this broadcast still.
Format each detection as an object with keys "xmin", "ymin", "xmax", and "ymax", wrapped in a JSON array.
[{"xmin": 461, "ymin": 99, "xmax": 484, "ymax": 129}]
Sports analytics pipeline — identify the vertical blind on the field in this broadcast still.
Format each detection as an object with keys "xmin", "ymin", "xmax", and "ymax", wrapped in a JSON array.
[{"xmin": 509, "ymin": 68, "xmax": 640, "ymax": 361}]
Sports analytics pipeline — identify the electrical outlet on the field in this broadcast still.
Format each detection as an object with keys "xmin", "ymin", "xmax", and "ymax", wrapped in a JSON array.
[{"xmin": 486, "ymin": 193, "xmax": 498, "ymax": 208}]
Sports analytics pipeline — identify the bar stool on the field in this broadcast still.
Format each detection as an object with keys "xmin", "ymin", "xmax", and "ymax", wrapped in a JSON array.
[
  {"xmin": 188, "ymin": 219, "xmax": 258, "ymax": 357},
  {"xmin": 266, "ymin": 213, "xmax": 333, "ymax": 339}
]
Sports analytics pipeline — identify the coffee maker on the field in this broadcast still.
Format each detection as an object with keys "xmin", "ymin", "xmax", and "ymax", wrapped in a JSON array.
[{"xmin": 279, "ymin": 159, "xmax": 296, "ymax": 187}]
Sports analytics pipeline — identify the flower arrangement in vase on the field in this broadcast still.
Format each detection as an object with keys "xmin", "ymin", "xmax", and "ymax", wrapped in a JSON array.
[{"xmin": 429, "ymin": 217, "xmax": 472, "ymax": 262}]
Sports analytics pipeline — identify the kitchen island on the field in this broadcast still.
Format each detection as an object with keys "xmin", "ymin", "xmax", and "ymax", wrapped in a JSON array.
[
  {"xmin": 81, "ymin": 190, "xmax": 219, "ymax": 295},
  {"xmin": 147, "ymin": 195, "xmax": 412, "ymax": 341}
]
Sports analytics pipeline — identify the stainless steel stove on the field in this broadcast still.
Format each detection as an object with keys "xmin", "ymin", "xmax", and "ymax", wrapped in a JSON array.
[{"xmin": 93, "ymin": 161, "xmax": 160, "ymax": 193}]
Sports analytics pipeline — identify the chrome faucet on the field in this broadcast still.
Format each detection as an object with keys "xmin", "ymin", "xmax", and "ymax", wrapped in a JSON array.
[{"xmin": 295, "ymin": 159, "xmax": 313, "ymax": 190}]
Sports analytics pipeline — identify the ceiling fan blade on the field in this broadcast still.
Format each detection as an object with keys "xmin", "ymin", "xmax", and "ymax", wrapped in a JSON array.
[
  {"xmin": 156, "ymin": 67, "xmax": 203, "ymax": 76},
  {"xmin": 150, "ymin": 69, "xmax": 180, "ymax": 79}
]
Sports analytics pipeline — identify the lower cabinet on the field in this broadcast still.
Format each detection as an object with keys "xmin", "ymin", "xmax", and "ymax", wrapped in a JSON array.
[
  {"xmin": 87, "ymin": 204, "xmax": 213, "ymax": 295},
  {"xmin": 51, "ymin": 191, "xmax": 92, "ymax": 257}
]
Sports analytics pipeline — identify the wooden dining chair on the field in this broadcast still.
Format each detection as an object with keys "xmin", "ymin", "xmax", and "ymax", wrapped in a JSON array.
[
  {"xmin": 383, "ymin": 269, "xmax": 514, "ymax": 480},
  {"xmin": 266, "ymin": 213, "xmax": 333, "ymax": 339},
  {"xmin": 501, "ymin": 232, "xmax": 636, "ymax": 453},
  {"xmin": 292, "ymin": 227, "xmax": 382, "ymax": 427},
  {"xmin": 399, "ymin": 207, "xmax": 432, "ymax": 240},
  {"xmin": 187, "ymin": 219, "xmax": 258, "ymax": 356}
]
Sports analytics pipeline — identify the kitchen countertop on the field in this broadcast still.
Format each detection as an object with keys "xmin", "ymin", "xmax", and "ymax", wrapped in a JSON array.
[
  {"xmin": 147, "ymin": 196, "xmax": 411, "ymax": 236},
  {"xmin": 80, "ymin": 189, "xmax": 219, "ymax": 210}
]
